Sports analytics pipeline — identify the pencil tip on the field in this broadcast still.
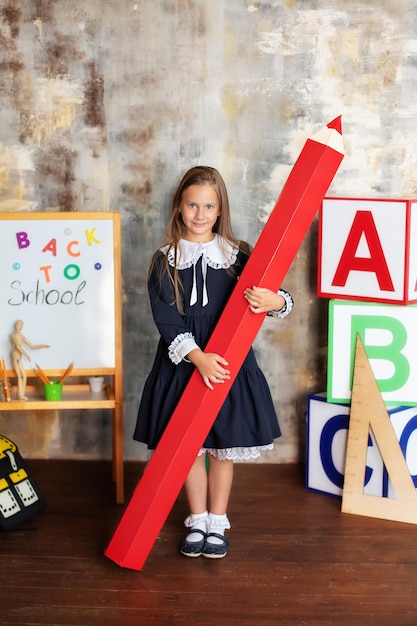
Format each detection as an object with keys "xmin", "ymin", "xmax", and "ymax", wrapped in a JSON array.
[{"xmin": 327, "ymin": 116, "xmax": 342, "ymax": 134}]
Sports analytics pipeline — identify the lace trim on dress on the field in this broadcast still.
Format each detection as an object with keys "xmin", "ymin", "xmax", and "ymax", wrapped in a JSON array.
[
  {"xmin": 198, "ymin": 444, "xmax": 274, "ymax": 461},
  {"xmin": 168, "ymin": 331, "xmax": 195, "ymax": 365}
]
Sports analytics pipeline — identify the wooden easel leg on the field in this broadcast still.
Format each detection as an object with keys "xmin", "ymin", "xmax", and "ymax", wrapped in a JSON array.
[{"xmin": 112, "ymin": 404, "xmax": 124, "ymax": 504}]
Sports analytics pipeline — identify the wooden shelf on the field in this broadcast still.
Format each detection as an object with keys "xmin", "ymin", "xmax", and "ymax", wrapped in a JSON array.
[{"xmin": 0, "ymin": 384, "xmax": 117, "ymax": 411}]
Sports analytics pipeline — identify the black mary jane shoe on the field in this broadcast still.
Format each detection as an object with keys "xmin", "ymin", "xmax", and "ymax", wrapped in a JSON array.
[
  {"xmin": 180, "ymin": 529, "xmax": 207, "ymax": 558},
  {"xmin": 202, "ymin": 532, "xmax": 228, "ymax": 559}
]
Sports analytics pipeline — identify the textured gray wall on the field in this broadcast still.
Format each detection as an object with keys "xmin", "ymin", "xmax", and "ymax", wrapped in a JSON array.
[{"xmin": 0, "ymin": 0, "xmax": 416, "ymax": 463}]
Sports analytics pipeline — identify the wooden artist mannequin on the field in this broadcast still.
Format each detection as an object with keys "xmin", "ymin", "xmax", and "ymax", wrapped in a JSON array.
[{"xmin": 11, "ymin": 320, "xmax": 49, "ymax": 400}]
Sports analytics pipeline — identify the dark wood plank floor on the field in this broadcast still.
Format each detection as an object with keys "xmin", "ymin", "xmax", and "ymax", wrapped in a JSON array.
[{"xmin": 1, "ymin": 459, "xmax": 417, "ymax": 626}]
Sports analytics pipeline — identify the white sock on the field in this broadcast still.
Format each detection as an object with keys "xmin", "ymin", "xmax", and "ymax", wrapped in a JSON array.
[
  {"xmin": 206, "ymin": 513, "xmax": 231, "ymax": 545},
  {"xmin": 184, "ymin": 511, "xmax": 208, "ymax": 543}
]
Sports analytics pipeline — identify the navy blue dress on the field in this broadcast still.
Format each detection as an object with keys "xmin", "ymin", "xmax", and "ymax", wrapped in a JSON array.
[{"xmin": 133, "ymin": 235, "xmax": 292, "ymax": 455}]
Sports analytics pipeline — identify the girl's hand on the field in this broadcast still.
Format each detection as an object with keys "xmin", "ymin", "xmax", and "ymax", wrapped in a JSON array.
[
  {"xmin": 187, "ymin": 349, "xmax": 230, "ymax": 390},
  {"xmin": 244, "ymin": 286, "xmax": 285, "ymax": 314}
]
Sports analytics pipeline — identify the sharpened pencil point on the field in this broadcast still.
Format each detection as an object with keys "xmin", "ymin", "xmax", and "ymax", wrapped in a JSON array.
[{"xmin": 327, "ymin": 116, "xmax": 342, "ymax": 134}]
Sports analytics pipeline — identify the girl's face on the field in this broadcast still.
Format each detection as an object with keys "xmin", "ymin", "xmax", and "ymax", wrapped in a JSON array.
[{"xmin": 179, "ymin": 183, "xmax": 221, "ymax": 243}]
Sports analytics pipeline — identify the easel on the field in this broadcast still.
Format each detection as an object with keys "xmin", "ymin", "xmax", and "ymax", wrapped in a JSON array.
[{"xmin": 0, "ymin": 213, "xmax": 124, "ymax": 503}]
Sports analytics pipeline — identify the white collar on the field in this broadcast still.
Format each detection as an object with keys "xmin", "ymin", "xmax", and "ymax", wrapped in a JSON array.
[{"xmin": 161, "ymin": 235, "xmax": 239, "ymax": 306}]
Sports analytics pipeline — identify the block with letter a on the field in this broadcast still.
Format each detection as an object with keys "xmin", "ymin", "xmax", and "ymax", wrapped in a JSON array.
[{"xmin": 318, "ymin": 198, "xmax": 417, "ymax": 305}]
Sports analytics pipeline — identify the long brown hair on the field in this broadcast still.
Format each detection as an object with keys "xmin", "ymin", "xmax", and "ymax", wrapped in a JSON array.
[{"xmin": 150, "ymin": 166, "xmax": 251, "ymax": 312}]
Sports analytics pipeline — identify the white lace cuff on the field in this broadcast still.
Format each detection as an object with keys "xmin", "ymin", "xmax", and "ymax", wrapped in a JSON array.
[
  {"xmin": 168, "ymin": 332, "xmax": 199, "ymax": 364},
  {"xmin": 267, "ymin": 289, "xmax": 294, "ymax": 319}
]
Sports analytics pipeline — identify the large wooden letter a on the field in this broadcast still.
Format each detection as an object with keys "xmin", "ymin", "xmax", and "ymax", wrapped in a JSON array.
[{"xmin": 341, "ymin": 334, "xmax": 417, "ymax": 524}]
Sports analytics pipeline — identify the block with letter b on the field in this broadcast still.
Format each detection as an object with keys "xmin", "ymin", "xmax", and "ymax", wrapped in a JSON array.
[
  {"xmin": 318, "ymin": 198, "xmax": 417, "ymax": 305},
  {"xmin": 327, "ymin": 300, "xmax": 417, "ymax": 405}
]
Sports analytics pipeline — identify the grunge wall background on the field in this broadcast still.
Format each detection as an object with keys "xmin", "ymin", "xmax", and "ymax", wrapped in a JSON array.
[{"xmin": 1, "ymin": 0, "xmax": 416, "ymax": 463}]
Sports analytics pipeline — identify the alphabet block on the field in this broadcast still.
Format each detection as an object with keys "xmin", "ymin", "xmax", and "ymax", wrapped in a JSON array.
[
  {"xmin": 327, "ymin": 299, "xmax": 417, "ymax": 405},
  {"xmin": 306, "ymin": 392, "xmax": 417, "ymax": 498},
  {"xmin": 318, "ymin": 198, "xmax": 417, "ymax": 304}
]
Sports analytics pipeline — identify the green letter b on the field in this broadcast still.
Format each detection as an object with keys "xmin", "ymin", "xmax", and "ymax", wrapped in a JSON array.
[{"xmin": 351, "ymin": 315, "xmax": 410, "ymax": 392}]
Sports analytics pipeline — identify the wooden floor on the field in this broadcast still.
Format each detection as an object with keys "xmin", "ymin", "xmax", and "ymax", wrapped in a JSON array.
[{"xmin": 1, "ymin": 459, "xmax": 417, "ymax": 626}]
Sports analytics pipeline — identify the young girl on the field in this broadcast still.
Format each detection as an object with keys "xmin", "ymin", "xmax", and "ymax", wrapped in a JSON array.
[{"xmin": 133, "ymin": 166, "xmax": 293, "ymax": 559}]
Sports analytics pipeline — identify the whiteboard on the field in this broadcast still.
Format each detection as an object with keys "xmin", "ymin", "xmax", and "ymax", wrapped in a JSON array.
[{"xmin": 0, "ymin": 213, "xmax": 119, "ymax": 370}]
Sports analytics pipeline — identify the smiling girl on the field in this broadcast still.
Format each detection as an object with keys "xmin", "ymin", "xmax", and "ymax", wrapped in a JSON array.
[{"xmin": 133, "ymin": 166, "xmax": 293, "ymax": 559}]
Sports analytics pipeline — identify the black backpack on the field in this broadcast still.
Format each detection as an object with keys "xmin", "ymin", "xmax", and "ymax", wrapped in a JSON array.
[{"xmin": 0, "ymin": 435, "xmax": 46, "ymax": 530}]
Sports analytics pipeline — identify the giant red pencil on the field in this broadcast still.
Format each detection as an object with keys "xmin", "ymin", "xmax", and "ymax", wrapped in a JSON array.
[{"xmin": 106, "ymin": 117, "xmax": 344, "ymax": 570}]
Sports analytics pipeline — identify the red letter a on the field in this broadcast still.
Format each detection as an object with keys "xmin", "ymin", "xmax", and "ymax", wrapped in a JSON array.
[{"xmin": 332, "ymin": 211, "xmax": 394, "ymax": 291}]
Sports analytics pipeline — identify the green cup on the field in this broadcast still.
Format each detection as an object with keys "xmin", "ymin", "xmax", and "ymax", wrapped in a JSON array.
[{"xmin": 43, "ymin": 382, "xmax": 63, "ymax": 401}]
